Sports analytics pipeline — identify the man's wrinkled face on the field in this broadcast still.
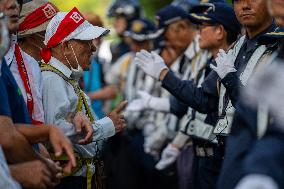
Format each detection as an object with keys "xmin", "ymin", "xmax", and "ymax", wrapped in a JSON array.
[
  {"xmin": 234, "ymin": 0, "xmax": 270, "ymax": 28},
  {"xmin": 267, "ymin": 0, "xmax": 284, "ymax": 27},
  {"xmin": 67, "ymin": 39, "xmax": 97, "ymax": 70},
  {"xmin": 0, "ymin": 0, "xmax": 20, "ymax": 33}
]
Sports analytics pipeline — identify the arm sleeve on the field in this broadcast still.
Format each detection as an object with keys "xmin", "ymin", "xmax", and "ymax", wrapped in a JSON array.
[
  {"xmin": 92, "ymin": 117, "xmax": 115, "ymax": 141},
  {"xmin": 0, "ymin": 148, "xmax": 21, "ymax": 189},
  {"xmin": 169, "ymin": 96, "xmax": 189, "ymax": 118},
  {"xmin": 221, "ymin": 72, "xmax": 243, "ymax": 107},
  {"xmin": 162, "ymin": 70, "xmax": 219, "ymax": 113},
  {"xmin": 243, "ymin": 127, "xmax": 284, "ymax": 187}
]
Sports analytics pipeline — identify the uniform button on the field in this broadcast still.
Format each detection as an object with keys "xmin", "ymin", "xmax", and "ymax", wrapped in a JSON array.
[{"xmin": 243, "ymin": 56, "xmax": 245, "ymax": 59}]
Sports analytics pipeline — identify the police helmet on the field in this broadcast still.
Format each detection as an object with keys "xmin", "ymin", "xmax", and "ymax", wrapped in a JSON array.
[
  {"xmin": 171, "ymin": 0, "xmax": 200, "ymax": 13},
  {"xmin": 107, "ymin": 0, "xmax": 141, "ymax": 21}
]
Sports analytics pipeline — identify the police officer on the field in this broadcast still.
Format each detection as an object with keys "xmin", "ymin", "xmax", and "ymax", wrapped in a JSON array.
[
  {"xmin": 107, "ymin": 0, "xmax": 141, "ymax": 63},
  {"xmin": 133, "ymin": 2, "xmax": 241, "ymax": 189},
  {"xmin": 218, "ymin": 0, "xmax": 284, "ymax": 188},
  {"xmin": 135, "ymin": 0, "xmax": 277, "ymax": 160}
]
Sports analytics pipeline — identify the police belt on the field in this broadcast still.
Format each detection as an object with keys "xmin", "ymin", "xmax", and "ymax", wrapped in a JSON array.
[
  {"xmin": 187, "ymin": 118, "xmax": 218, "ymax": 144},
  {"xmin": 213, "ymin": 110, "xmax": 234, "ymax": 136},
  {"xmin": 195, "ymin": 146, "xmax": 214, "ymax": 157}
]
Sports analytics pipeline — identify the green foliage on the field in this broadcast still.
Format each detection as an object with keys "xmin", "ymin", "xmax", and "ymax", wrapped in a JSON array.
[{"xmin": 140, "ymin": 0, "xmax": 173, "ymax": 19}]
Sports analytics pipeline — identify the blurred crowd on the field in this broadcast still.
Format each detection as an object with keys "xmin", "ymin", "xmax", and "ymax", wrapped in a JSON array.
[{"xmin": 0, "ymin": 0, "xmax": 283, "ymax": 189}]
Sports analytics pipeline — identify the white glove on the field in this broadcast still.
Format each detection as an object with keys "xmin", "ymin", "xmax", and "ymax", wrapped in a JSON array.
[
  {"xmin": 235, "ymin": 174, "xmax": 279, "ymax": 189},
  {"xmin": 126, "ymin": 90, "xmax": 170, "ymax": 112},
  {"xmin": 135, "ymin": 50, "xmax": 168, "ymax": 80},
  {"xmin": 172, "ymin": 132, "xmax": 190, "ymax": 149},
  {"xmin": 155, "ymin": 144, "xmax": 180, "ymax": 170},
  {"xmin": 142, "ymin": 123, "xmax": 156, "ymax": 137},
  {"xmin": 144, "ymin": 125, "xmax": 168, "ymax": 156},
  {"xmin": 210, "ymin": 49, "xmax": 237, "ymax": 79},
  {"xmin": 125, "ymin": 91, "xmax": 151, "ymax": 111}
]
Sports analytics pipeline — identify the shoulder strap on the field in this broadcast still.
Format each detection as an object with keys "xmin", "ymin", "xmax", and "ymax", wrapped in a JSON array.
[{"xmin": 41, "ymin": 64, "xmax": 94, "ymax": 122}]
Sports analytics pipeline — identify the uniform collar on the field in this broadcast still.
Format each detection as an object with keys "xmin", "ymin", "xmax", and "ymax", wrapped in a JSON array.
[
  {"xmin": 244, "ymin": 22, "xmax": 277, "ymax": 53},
  {"xmin": 49, "ymin": 57, "xmax": 72, "ymax": 78},
  {"xmin": 184, "ymin": 36, "xmax": 200, "ymax": 60}
]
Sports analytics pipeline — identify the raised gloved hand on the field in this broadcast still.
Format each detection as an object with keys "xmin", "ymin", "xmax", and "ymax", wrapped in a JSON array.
[
  {"xmin": 155, "ymin": 144, "xmax": 180, "ymax": 170},
  {"xmin": 126, "ymin": 90, "xmax": 170, "ymax": 112},
  {"xmin": 210, "ymin": 49, "xmax": 236, "ymax": 79},
  {"xmin": 135, "ymin": 50, "xmax": 168, "ymax": 80}
]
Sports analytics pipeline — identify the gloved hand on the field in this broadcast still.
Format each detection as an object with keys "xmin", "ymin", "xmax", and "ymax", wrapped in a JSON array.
[
  {"xmin": 210, "ymin": 49, "xmax": 237, "ymax": 79},
  {"xmin": 235, "ymin": 174, "xmax": 278, "ymax": 189},
  {"xmin": 135, "ymin": 50, "xmax": 168, "ymax": 80},
  {"xmin": 155, "ymin": 144, "xmax": 180, "ymax": 170},
  {"xmin": 126, "ymin": 91, "xmax": 151, "ymax": 111},
  {"xmin": 126, "ymin": 90, "xmax": 171, "ymax": 112},
  {"xmin": 144, "ymin": 126, "xmax": 168, "ymax": 157},
  {"xmin": 143, "ymin": 122, "xmax": 156, "ymax": 137}
]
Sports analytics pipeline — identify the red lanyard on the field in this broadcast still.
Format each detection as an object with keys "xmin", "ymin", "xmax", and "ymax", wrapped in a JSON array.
[{"xmin": 14, "ymin": 44, "xmax": 42, "ymax": 125}]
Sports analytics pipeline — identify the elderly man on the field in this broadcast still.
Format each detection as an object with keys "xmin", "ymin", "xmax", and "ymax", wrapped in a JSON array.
[{"xmin": 40, "ymin": 8, "xmax": 126, "ymax": 188}]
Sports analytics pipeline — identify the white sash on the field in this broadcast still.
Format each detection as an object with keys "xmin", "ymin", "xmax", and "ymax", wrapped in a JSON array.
[{"xmin": 214, "ymin": 36, "xmax": 268, "ymax": 136}]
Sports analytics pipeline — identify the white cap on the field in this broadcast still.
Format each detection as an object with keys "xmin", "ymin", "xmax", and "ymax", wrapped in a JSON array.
[{"xmin": 44, "ymin": 12, "xmax": 110, "ymax": 45}]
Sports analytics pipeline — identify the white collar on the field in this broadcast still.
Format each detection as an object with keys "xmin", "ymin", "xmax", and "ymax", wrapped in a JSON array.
[
  {"xmin": 49, "ymin": 57, "xmax": 72, "ymax": 78},
  {"xmin": 184, "ymin": 35, "xmax": 200, "ymax": 60},
  {"xmin": 4, "ymin": 45, "xmax": 15, "ymax": 66},
  {"xmin": 4, "ymin": 34, "xmax": 18, "ymax": 66}
]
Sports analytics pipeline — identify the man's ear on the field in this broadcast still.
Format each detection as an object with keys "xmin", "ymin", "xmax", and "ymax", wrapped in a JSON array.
[{"xmin": 216, "ymin": 25, "xmax": 226, "ymax": 41}]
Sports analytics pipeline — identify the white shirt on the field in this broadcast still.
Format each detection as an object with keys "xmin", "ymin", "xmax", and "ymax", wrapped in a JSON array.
[
  {"xmin": 4, "ymin": 35, "xmax": 44, "ymax": 123},
  {"xmin": 42, "ymin": 57, "xmax": 116, "ymax": 176},
  {"xmin": 0, "ymin": 146, "xmax": 21, "ymax": 189}
]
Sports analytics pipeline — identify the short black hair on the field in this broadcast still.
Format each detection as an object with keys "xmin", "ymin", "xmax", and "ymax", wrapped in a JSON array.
[
  {"xmin": 17, "ymin": 0, "xmax": 23, "ymax": 7},
  {"xmin": 226, "ymin": 28, "xmax": 240, "ymax": 45}
]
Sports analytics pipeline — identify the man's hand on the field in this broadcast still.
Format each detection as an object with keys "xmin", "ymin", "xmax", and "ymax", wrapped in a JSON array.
[
  {"xmin": 73, "ymin": 112, "xmax": 94, "ymax": 144},
  {"xmin": 10, "ymin": 160, "xmax": 60, "ymax": 189},
  {"xmin": 49, "ymin": 126, "xmax": 76, "ymax": 174},
  {"xmin": 135, "ymin": 50, "xmax": 168, "ymax": 80},
  {"xmin": 39, "ymin": 143, "xmax": 51, "ymax": 159},
  {"xmin": 211, "ymin": 49, "xmax": 237, "ymax": 79},
  {"xmin": 108, "ymin": 101, "xmax": 127, "ymax": 133}
]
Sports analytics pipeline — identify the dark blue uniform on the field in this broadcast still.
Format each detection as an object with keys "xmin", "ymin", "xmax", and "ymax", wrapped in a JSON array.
[
  {"xmin": 218, "ymin": 43, "xmax": 284, "ymax": 189},
  {"xmin": 161, "ymin": 24, "xmax": 277, "ymax": 115},
  {"xmin": 218, "ymin": 99, "xmax": 284, "ymax": 189},
  {"xmin": 169, "ymin": 58, "xmax": 221, "ymax": 189}
]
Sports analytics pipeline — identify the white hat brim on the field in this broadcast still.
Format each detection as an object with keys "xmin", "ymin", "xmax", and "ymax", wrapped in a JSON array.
[{"xmin": 73, "ymin": 24, "xmax": 110, "ymax": 41}]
